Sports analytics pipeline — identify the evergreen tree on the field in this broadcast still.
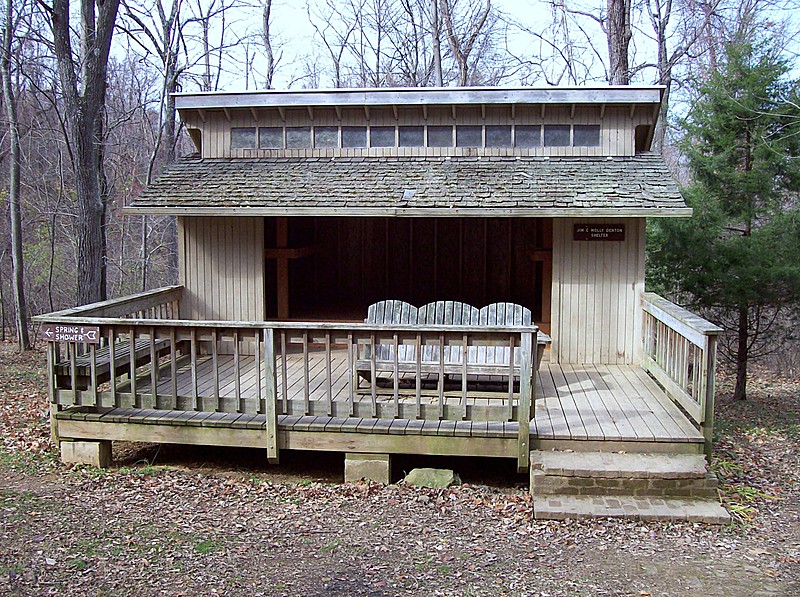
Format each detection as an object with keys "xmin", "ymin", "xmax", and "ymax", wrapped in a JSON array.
[{"xmin": 648, "ymin": 39, "xmax": 800, "ymax": 401}]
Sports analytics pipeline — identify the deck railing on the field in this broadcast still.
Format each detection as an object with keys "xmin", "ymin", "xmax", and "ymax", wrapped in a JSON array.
[
  {"xmin": 641, "ymin": 292, "xmax": 722, "ymax": 457},
  {"xmin": 35, "ymin": 287, "xmax": 537, "ymax": 470}
]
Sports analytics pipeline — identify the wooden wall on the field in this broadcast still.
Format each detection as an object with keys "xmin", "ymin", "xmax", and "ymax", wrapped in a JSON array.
[
  {"xmin": 183, "ymin": 104, "xmax": 650, "ymax": 159},
  {"xmin": 178, "ymin": 216, "xmax": 264, "ymax": 321},
  {"xmin": 550, "ymin": 218, "xmax": 645, "ymax": 365}
]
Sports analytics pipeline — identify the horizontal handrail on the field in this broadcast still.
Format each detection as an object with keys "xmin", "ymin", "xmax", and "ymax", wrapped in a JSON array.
[
  {"xmin": 33, "ymin": 286, "xmax": 184, "ymax": 319},
  {"xmin": 641, "ymin": 293, "xmax": 719, "ymax": 459}
]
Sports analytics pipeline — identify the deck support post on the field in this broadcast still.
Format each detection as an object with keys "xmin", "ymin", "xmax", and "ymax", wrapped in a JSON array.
[
  {"xmin": 344, "ymin": 453, "xmax": 392, "ymax": 484},
  {"xmin": 60, "ymin": 440, "xmax": 112, "ymax": 468},
  {"xmin": 516, "ymin": 330, "xmax": 534, "ymax": 473}
]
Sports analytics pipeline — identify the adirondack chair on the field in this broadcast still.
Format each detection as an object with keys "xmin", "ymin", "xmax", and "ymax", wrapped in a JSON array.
[{"xmin": 355, "ymin": 300, "xmax": 551, "ymax": 389}]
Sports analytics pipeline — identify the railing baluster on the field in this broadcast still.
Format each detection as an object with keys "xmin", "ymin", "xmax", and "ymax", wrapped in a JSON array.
[
  {"xmin": 190, "ymin": 328, "xmax": 198, "ymax": 411},
  {"xmin": 370, "ymin": 332, "xmax": 377, "ymax": 418},
  {"xmin": 234, "ymin": 330, "xmax": 242, "ymax": 413},
  {"xmin": 392, "ymin": 333, "xmax": 399, "ymax": 418},
  {"xmin": 326, "ymin": 331, "xmax": 333, "ymax": 417},
  {"xmin": 280, "ymin": 331, "xmax": 288, "ymax": 414},
  {"xmin": 89, "ymin": 343, "xmax": 97, "ymax": 407},
  {"xmin": 109, "ymin": 329, "xmax": 117, "ymax": 407},
  {"xmin": 347, "ymin": 332, "xmax": 355, "ymax": 417},
  {"xmin": 507, "ymin": 334, "xmax": 515, "ymax": 422},
  {"xmin": 255, "ymin": 331, "xmax": 263, "ymax": 414},
  {"xmin": 129, "ymin": 327, "xmax": 138, "ymax": 408},
  {"xmin": 303, "ymin": 331, "xmax": 310, "ymax": 415},
  {"xmin": 69, "ymin": 343, "xmax": 78, "ymax": 406},
  {"xmin": 461, "ymin": 333, "xmax": 468, "ymax": 420},
  {"xmin": 169, "ymin": 328, "xmax": 177, "ymax": 409},
  {"xmin": 415, "ymin": 332, "xmax": 422, "ymax": 419},
  {"xmin": 149, "ymin": 326, "xmax": 158, "ymax": 409},
  {"xmin": 438, "ymin": 333, "xmax": 445, "ymax": 420}
]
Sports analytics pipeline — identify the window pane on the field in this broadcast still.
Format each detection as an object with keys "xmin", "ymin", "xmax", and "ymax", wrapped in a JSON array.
[
  {"xmin": 544, "ymin": 125, "xmax": 570, "ymax": 147},
  {"xmin": 341, "ymin": 126, "xmax": 367, "ymax": 148},
  {"xmin": 370, "ymin": 126, "xmax": 395, "ymax": 147},
  {"xmin": 456, "ymin": 125, "xmax": 482, "ymax": 147},
  {"xmin": 515, "ymin": 125, "xmax": 540, "ymax": 148},
  {"xmin": 399, "ymin": 126, "xmax": 424, "ymax": 147},
  {"xmin": 314, "ymin": 126, "xmax": 339, "ymax": 148},
  {"xmin": 573, "ymin": 125, "xmax": 601, "ymax": 147},
  {"xmin": 258, "ymin": 127, "xmax": 283, "ymax": 149},
  {"xmin": 486, "ymin": 125, "xmax": 512, "ymax": 147},
  {"xmin": 428, "ymin": 125, "xmax": 453, "ymax": 147},
  {"xmin": 286, "ymin": 126, "xmax": 311, "ymax": 149},
  {"xmin": 231, "ymin": 127, "xmax": 256, "ymax": 149}
]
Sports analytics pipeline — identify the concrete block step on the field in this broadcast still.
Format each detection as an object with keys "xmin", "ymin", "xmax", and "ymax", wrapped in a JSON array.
[
  {"xmin": 531, "ymin": 450, "xmax": 708, "ymax": 479},
  {"xmin": 533, "ymin": 494, "xmax": 731, "ymax": 524}
]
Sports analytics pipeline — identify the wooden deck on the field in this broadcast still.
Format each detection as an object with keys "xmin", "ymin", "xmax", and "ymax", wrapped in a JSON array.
[{"xmin": 72, "ymin": 350, "xmax": 702, "ymax": 449}]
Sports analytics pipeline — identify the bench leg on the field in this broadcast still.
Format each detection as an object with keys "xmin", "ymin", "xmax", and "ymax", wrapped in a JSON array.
[
  {"xmin": 344, "ymin": 453, "xmax": 392, "ymax": 484},
  {"xmin": 60, "ymin": 440, "xmax": 112, "ymax": 468}
]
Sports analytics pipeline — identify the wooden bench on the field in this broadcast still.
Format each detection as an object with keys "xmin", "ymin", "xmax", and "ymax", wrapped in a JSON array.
[
  {"xmin": 355, "ymin": 300, "xmax": 551, "ymax": 388},
  {"xmin": 55, "ymin": 337, "xmax": 175, "ymax": 390}
]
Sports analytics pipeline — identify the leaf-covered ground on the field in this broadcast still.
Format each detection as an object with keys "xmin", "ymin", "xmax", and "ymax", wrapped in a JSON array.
[{"xmin": 0, "ymin": 343, "xmax": 798, "ymax": 596}]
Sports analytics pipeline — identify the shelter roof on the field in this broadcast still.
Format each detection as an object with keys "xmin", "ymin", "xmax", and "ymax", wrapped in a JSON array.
[
  {"xmin": 174, "ymin": 85, "xmax": 664, "ymax": 111},
  {"xmin": 125, "ymin": 153, "xmax": 689, "ymax": 217}
]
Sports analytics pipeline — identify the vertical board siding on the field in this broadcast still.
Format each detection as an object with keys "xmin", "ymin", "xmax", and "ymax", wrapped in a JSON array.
[
  {"xmin": 551, "ymin": 218, "xmax": 644, "ymax": 365},
  {"xmin": 181, "ymin": 216, "xmax": 265, "ymax": 322}
]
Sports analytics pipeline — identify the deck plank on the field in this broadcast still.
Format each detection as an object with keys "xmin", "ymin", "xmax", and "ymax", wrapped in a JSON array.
[
  {"xmin": 605, "ymin": 366, "xmax": 678, "ymax": 440},
  {"xmin": 626, "ymin": 367, "xmax": 704, "ymax": 442},
  {"xmin": 593, "ymin": 365, "xmax": 655, "ymax": 441},
  {"xmin": 548, "ymin": 364, "xmax": 590, "ymax": 440}
]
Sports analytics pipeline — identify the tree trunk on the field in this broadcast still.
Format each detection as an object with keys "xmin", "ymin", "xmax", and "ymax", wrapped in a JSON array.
[
  {"xmin": 431, "ymin": 0, "xmax": 443, "ymax": 86},
  {"xmin": 607, "ymin": 0, "xmax": 631, "ymax": 85},
  {"xmin": 1, "ymin": 0, "xmax": 30, "ymax": 350},
  {"xmin": 733, "ymin": 304, "xmax": 748, "ymax": 400},
  {"xmin": 50, "ymin": 0, "xmax": 119, "ymax": 306}
]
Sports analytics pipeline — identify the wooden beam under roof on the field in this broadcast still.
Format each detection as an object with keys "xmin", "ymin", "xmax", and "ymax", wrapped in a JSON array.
[{"xmin": 223, "ymin": 107, "xmax": 232, "ymax": 122}]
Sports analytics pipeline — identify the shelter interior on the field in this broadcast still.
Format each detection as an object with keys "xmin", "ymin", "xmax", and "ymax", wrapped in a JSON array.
[{"xmin": 267, "ymin": 216, "xmax": 552, "ymax": 331}]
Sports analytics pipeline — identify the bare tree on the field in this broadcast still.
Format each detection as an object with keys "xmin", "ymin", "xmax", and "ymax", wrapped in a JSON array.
[
  {"xmin": 48, "ymin": 0, "xmax": 120, "ymax": 305},
  {"xmin": 1, "ymin": 0, "xmax": 29, "ymax": 348},
  {"xmin": 440, "ymin": 0, "xmax": 492, "ymax": 86}
]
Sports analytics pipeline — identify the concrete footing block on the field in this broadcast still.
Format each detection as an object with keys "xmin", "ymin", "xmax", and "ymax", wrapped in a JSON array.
[
  {"xmin": 60, "ymin": 440, "xmax": 112, "ymax": 468},
  {"xmin": 344, "ymin": 453, "xmax": 391, "ymax": 484}
]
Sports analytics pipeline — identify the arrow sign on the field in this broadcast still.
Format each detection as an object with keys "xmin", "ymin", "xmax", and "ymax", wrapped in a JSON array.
[{"xmin": 40, "ymin": 324, "xmax": 101, "ymax": 344}]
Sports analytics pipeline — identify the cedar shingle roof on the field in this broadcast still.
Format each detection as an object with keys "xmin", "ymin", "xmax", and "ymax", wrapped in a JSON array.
[{"xmin": 126, "ymin": 153, "xmax": 688, "ymax": 216}]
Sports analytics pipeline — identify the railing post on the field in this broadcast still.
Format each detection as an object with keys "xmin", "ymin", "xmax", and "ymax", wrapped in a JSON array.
[
  {"xmin": 517, "ymin": 330, "xmax": 534, "ymax": 473},
  {"xmin": 263, "ymin": 327, "xmax": 279, "ymax": 464},
  {"xmin": 703, "ymin": 334, "xmax": 718, "ymax": 462}
]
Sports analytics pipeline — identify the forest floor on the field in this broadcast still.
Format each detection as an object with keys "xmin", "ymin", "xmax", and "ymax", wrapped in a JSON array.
[{"xmin": 0, "ymin": 342, "xmax": 798, "ymax": 596}]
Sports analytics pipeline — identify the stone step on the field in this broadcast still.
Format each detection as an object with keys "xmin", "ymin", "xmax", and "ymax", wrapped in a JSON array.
[
  {"xmin": 532, "ymin": 451, "xmax": 708, "ymax": 479},
  {"xmin": 533, "ymin": 494, "xmax": 730, "ymax": 524},
  {"xmin": 530, "ymin": 469, "xmax": 719, "ymax": 498}
]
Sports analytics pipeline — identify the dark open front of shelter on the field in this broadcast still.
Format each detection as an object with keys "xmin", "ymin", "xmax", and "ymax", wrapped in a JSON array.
[{"xmin": 269, "ymin": 216, "xmax": 552, "ymax": 331}]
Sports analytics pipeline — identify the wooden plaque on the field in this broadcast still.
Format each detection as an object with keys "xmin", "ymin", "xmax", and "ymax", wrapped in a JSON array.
[{"xmin": 573, "ymin": 224, "xmax": 625, "ymax": 241}]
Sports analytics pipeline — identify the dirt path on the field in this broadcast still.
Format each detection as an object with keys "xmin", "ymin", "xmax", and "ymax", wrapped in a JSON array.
[{"xmin": 1, "ymin": 345, "xmax": 798, "ymax": 596}]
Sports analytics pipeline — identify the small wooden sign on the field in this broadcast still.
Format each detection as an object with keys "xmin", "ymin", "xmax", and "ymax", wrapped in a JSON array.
[
  {"xmin": 40, "ymin": 324, "xmax": 101, "ymax": 344},
  {"xmin": 573, "ymin": 224, "xmax": 625, "ymax": 241}
]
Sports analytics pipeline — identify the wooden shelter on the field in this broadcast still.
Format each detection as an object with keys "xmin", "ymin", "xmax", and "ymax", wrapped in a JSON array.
[{"xmin": 35, "ymin": 86, "xmax": 729, "ymax": 522}]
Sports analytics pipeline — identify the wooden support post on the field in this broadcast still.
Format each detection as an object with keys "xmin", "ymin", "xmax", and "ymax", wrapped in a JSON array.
[
  {"xmin": 263, "ymin": 328, "xmax": 279, "ymax": 464},
  {"xmin": 276, "ymin": 216, "xmax": 289, "ymax": 320}
]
